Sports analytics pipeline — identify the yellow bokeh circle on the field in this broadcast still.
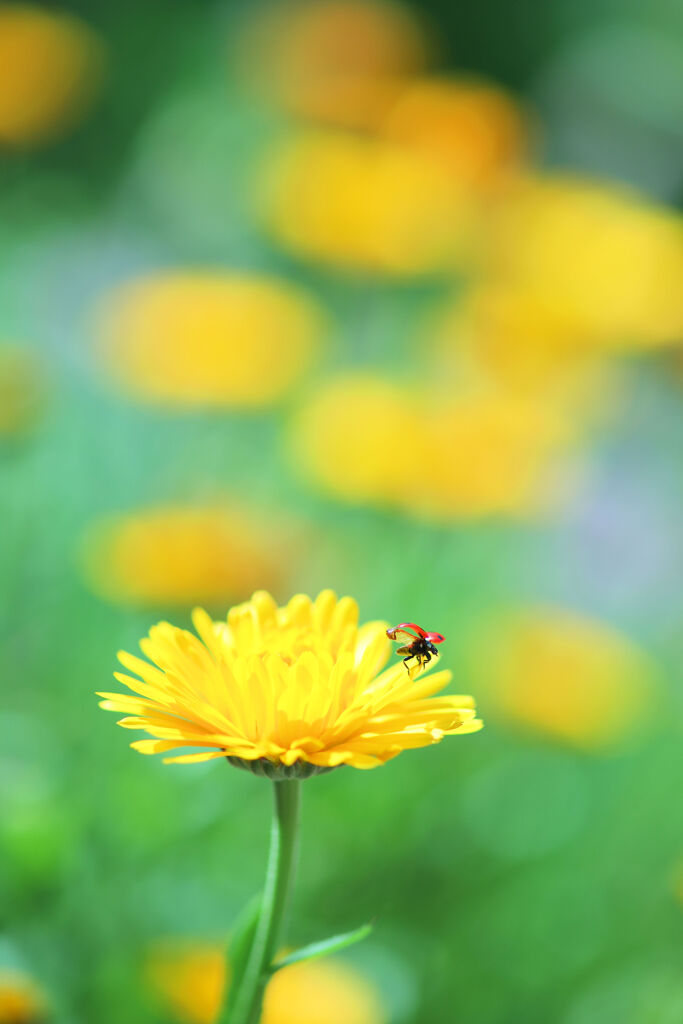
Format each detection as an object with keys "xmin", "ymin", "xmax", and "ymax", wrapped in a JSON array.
[
  {"xmin": 0, "ymin": 3, "xmax": 105, "ymax": 146},
  {"xmin": 81, "ymin": 504, "xmax": 290, "ymax": 607},
  {"xmin": 93, "ymin": 271, "xmax": 326, "ymax": 408}
]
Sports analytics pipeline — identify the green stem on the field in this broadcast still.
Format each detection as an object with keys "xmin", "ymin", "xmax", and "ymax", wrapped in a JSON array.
[{"xmin": 224, "ymin": 780, "xmax": 301, "ymax": 1024}]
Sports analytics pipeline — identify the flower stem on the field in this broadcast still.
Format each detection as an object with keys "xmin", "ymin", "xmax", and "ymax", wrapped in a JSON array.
[{"xmin": 225, "ymin": 779, "xmax": 301, "ymax": 1024}]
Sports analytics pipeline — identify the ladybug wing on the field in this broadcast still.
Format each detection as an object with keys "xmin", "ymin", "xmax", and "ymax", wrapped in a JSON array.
[
  {"xmin": 386, "ymin": 623, "xmax": 427, "ymax": 644},
  {"xmin": 424, "ymin": 632, "xmax": 445, "ymax": 644}
]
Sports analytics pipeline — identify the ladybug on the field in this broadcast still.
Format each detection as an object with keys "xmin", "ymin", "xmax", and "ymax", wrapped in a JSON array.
[{"xmin": 386, "ymin": 622, "xmax": 445, "ymax": 673}]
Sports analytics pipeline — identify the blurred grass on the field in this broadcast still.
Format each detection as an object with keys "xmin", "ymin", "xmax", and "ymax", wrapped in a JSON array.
[{"xmin": 1, "ymin": 1, "xmax": 682, "ymax": 1023}]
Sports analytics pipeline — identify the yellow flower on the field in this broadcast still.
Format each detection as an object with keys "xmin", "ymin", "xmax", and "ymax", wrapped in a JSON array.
[
  {"xmin": 92, "ymin": 271, "xmax": 326, "ymax": 408},
  {"xmin": 421, "ymin": 285, "xmax": 620, "ymax": 418},
  {"xmin": 262, "ymin": 958, "xmax": 386, "ymax": 1024},
  {"xmin": 0, "ymin": 344, "xmax": 45, "ymax": 438},
  {"xmin": 0, "ymin": 3, "xmax": 105, "ymax": 147},
  {"xmin": 147, "ymin": 939, "xmax": 386, "ymax": 1024},
  {"xmin": 256, "ymin": 131, "xmax": 473, "ymax": 275},
  {"xmin": 81, "ymin": 504, "xmax": 289, "ymax": 608},
  {"xmin": 471, "ymin": 607, "xmax": 656, "ymax": 749},
  {"xmin": 146, "ymin": 942, "xmax": 228, "ymax": 1024},
  {"xmin": 424, "ymin": 286, "xmax": 595, "ymax": 382},
  {"xmin": 99, "ymin": 589, "xmax": 481, "ymax": 771},
  {"xmin": 288, "ymin": 373, "xmax": 574, "ymax": 518},
  {"xmin": 234, "ymin": 0, "xmax": 430, "ymax": 130},
  {"xmin": 484, "ymin": 174, "xmax": 683, "ymax": 348},
  {"xmin": 287, "ymin": 373, "xmax": 422, "ymax": 505},
  {"xmin": 380, "ymin": 76, "xmax": 531, "ymax": 191},
  {"xmin": 415, "ymin": 394, "xmax": 574, "ymax": 519},
  {"xmin": 0, "ymin": 970, "xmax": 45, "ymax": 1024},
  {"xmin": 671, "ymin": 860, "xmax": 683, "ymax": 908}
]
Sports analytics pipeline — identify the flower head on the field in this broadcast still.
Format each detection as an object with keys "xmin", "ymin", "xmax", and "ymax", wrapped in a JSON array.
[
  {"xmin": 422, "ymin": 285, "xmax": 611, "ymax": 404},
  {"xmin": 234, "ymin": 0, "xmax": 431, "ymax": 130},
  {"xmin": 99, "ymin": 589, "xmax": 481, "ymax": 773},
  {"xmin": 288, "ymin": 372, "xmax": 575, "ymax": 519},
  {"xmin": 92, "ymin": 271, "xmax": 325, "ymax": 409},
  {"xmin": 0, "ymin": 344, "xmax": 46, "ymax": 438},
  {"xmin": 256, "ymin": 131, "xmax": 472, "ymax": 275},
  {"xmin": 483, "ymin": 174, "xmax": 683, "ymax": 348},
  {"xmin": 0, "ymin": 969, "xmax": 46, "ymax": 1024},
  {"xmin": 287, "ymin": 374, "xmax": 422, "ymax": 506},
  {"xmin": 470, "ymin": 606, "xmax": 656, "ymax": 749},
  {"xmin": 80, "ymin": 503, "xmax": 289, "ymax": 608},
  {"xmin": 380, "ymin": 76, "xmax": 531, "ymax": 191},
  {"xmin": 146, "ymin": 941, "xmax": 228, "ymax": 1024},
  {"xmin": 263, "ymin": 956, "xmax": 386, "ymax": 1024},
  {"xmin": 0, "ymin": 3, "xmax": 105, "ymax": 147}
]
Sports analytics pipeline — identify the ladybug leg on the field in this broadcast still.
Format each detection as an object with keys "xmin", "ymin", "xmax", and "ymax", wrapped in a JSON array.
[
  {"xmin": 395, "ymin": 644, "xmax": 415, "ymax": 674},
  {"xmin": 416, "ymin": 650, "xmax": 431, "ymax": 673},
  {"xmin": 395, "ymin": 644, "xmax": 422, "ymax": 675}
]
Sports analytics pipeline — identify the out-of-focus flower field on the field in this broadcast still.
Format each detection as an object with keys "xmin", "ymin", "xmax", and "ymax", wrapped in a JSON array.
[{"xmin": 1, "ymin": 1, "xmax": 682, "ymax": 1022}]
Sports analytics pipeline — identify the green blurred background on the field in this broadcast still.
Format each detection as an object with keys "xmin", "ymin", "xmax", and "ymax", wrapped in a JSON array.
[{"xmin": 1, "ymin": 1, "xmax": 682, "ymax": 1022}]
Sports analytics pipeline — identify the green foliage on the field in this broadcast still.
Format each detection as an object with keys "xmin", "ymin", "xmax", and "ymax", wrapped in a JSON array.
[
  {"xmin": 271, "ymin": 923, "xmax": 374, "ymax": 972},
  {"xmin": 223, "ymin": 895, "xmax": 262, "ymax": 1018}
]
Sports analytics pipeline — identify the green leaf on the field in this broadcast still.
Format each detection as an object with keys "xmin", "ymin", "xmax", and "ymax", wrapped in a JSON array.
[
  {"xmin": 270, "ymin": 922, "xmax": 373, "ymax": 972},
  {"xmin": 223, "ymin": 894, "xmax": 262, "ymax": 1016}
]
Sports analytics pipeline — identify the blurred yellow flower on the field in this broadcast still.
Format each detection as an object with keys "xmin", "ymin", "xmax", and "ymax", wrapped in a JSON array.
[
  {"xmin": 234, "ymin": 0, "xmax": 430, "ymax": 129},
  {"xmin": 421, "ymin": 285, "xmax": 619, "ymax": 417},
  {"xmin": 147, "ymin": 939, "xmax": 386, "ymax": 1024},
  {"xmin": 93, "ymin": 271, "xmax": 326, "ymax": 408},
  {"xmin": 472, "ymin": 607, "xmax": 656, "ymax": 749},
  {"xmin": 381, "ymin": 76, "xmax": 531, "ymax": 191},
  {"xmin": 416, "ymin": 394, "xmax": 573, "ymax": 519},
  {"xmin": 288, "ymin": 374, "xmax": 422, "ymax": 505},
  {"xmin": 256, "ymin": 131, "xmax": 472, "ymax": 275},
  {"xmin": 425, "ymin": 285, "xmax": 593, "ymax": 380},
  {"xmin": 81, "ymin": 504, "xmax": 288, "ymax": 608},
  {"xmin": 288, "ymin": 373, "xmax": 574, "ymax": 518},
  {"xmin": 0, "ymin": 3, "xmax": 105, "ymax": 146},
  {"xmin": 98, "ymin": 588, "xmax": 481, "ymax": 770},
  {"xmin": 262, "ymin": 958, "xmax": 386, "ymax": 1024},
  {"xmin": 484, "ymin": 175, "xmax": 683, "ymax": 348},
  {"xmin": 146, "ymin": 941, "xmax": 228, "ymax": 1024},
  {"xmin": 0, "ymin": 969, "xmax": 45, "ymax": 1024},
  {"xmin": 0, "ymin": 344, "xmax": 45, "ymax": 438},
  {"xmin": 671, "ymin": 860, "xmax": 683, "ymax": 908}
]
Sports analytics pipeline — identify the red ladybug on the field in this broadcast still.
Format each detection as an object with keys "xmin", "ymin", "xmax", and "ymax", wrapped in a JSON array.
[{"xmin": 386, "ymin": 622, "xmax": 445, "ymax": 673}]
